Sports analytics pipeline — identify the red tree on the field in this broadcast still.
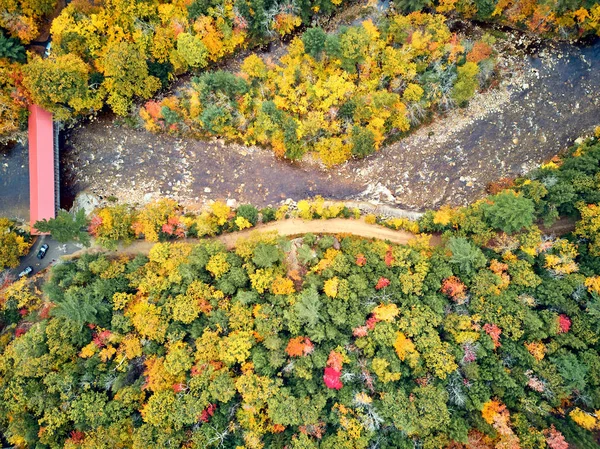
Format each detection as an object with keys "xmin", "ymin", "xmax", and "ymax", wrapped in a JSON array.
[
  {"xmin": 483, "ymin": 323, "xmax": 502, "ymax": 348},
  {"xmin": 375, "ymin": 277, "xmax": 390, "ymax": 290},
  {"xmin": 199, "ymin": 403, "xmax": 217, "ymax": 422},
  {"xmin": 558, "ymin": 314, "xmax": 571, "ymax": 334},
  {"xmin": 324, "ymin": 367, "xmax": 343, "ymax": 390},
  {"xmin": 544, "ymin": 425, "xmax": 568, "ymax": 449}
]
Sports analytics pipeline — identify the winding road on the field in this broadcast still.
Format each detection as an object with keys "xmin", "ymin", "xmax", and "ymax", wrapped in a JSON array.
[
  {"xmin": 29, "ymin": 214, "xmax": 574, "ymax": 266},
  {"xmin": 64, "ymin": 217, "xmax": 430, "ymax": 260}
]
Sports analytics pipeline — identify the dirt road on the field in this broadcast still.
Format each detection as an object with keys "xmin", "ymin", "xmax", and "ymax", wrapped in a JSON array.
[
  {"xmin": 216, "ymin": 218, "xmax": 426, "ymax": 249},
  {"xmin": 65, "ymin": 217, "xmax": 428, "ymax": 259}
]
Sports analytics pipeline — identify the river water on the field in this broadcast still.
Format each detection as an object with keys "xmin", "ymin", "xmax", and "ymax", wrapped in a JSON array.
[
  {"xmin": 335, "ymin": 38, "xmax": 600, "ymax": 209},
  {"xmin": 1, "ymin": 37, "xmax": 599, "ymax": 220},
  {"xmin": 0, "ymin": 143, "xmax": 29, "ymax": 221}
]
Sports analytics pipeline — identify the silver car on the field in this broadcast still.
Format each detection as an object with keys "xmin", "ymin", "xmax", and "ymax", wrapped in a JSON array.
[{"xmin": 18, "ymin": 266, "xmax": 33, "ymax": 278}]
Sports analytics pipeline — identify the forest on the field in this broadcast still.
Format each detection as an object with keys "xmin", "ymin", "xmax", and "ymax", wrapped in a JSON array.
[
  {"xmin": 139, "ymin": 13, "xmax": 497, "ymax": 164},
  {"xmin": 1, "ymin": 0, "xmax": 600, "ymax": 146},
  {"xmin": 2, "ymin": 0, "xmax": 600, "ymax": 443},
  {"xmin": 1, "ymin": 133, "xmax": 600, "ymax": 448}
]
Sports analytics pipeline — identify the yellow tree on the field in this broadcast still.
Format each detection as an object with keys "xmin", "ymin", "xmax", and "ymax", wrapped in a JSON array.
[
  {"xmin": 0, "ymin": 61, "xmax": 27, "ymax": 141},
  {"xmin": 132, "ymin": 198, "xmax": 180, "ymax": 242},
  {"xmin": 22, "ymin": 54, "xmax": 102, "ymax": 120},
  {"xmin": 0, "ymin": 0, "xmax": 55, "ymax": 43},
  {"xmin": 99, "ymin": 40, "xmax": 161, "ymax": 115},
  {"xmin": 0, "ymin": 218, "xmax": 30, "ymax": 269},
  {"xmin": 126, "ymin": 300, "xmax": 169, "ymax": 343},
  {"xmin": 576, "ymin": 203, "xmax": 600, "ymax": 255},
  {"xmin": 89, "ymin": 205, "xmax": 136, "ymax": 249},
  {"xmin": 175, "ymin": 32, "xmax": 209, "ymax": 69}
]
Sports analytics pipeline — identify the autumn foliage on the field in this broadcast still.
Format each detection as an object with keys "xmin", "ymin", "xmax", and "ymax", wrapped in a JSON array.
[
  {"xmin": 286, "ymin": 336, "xmax": 314, "ymax": 357},
  {"xmin": 0, "ymin": 0, "xmax": 349, "ymax": 139},
  {"xmin": 375, "ymin": 277, "xmax": 390, "ymax": 290},
  {"xmin": 140, "ymin": 13, "xmax": 496, "ymax": 165},
  {"xmin": 324, "ymin": 350, "xmax": 344, "ymax": 389},
  {"xmin": 4, "ymin": 137, "xmax": 600, "ymax": 448},
  {"xmin": 1, "ymin": 222, "xmax": 600, "ymax": 448},
  {"xmin": 557, "ymin": 314, "xmax": 571, "ymax": 334},
  {"xmin": 441, "ymin": 276, "xmax": 468, "ymax": 303},
  {"xmin": 1, "ymin": 0, "xmax": 599, "ymax": 143},
  {"xmin": 483, "ymin": 323, "xmax": 502, "ymax": 348},
  {"xmin": 0, "ymin": 218, "xmax": 30, "ymax": 270}
]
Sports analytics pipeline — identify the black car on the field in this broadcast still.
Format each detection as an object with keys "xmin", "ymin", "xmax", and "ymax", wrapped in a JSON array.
[{"xmin": 37, "ymin": 244, "xmax": 49, "ymax": 259}]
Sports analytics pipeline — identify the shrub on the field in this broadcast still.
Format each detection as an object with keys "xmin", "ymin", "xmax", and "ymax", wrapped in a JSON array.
[
  {"xmin": 452, "ymin": 62, "xmax": 480, "ymax": 106},
  {"xmin": 236, "ymin": 205, "xmax": 259, "ymax": 227},
  {"xmin": 260, "ymin": 207, "xmax": 277, "ymax": 223},
  {"xmin": 351, "ymin": 126, "xmax": 376, "ymax": 158}
]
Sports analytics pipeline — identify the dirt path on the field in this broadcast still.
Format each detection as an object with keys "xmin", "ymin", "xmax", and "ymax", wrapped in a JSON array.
[
  {"xmin": 60, "ymin": 213, "xmax": 577, "ymax": 263},
  {"xmin": 216, "ymin": 218, "xmax": 425, "ymax": 249},
  {"xmin": 65, "ymin": 211, "xmax": 577, "ymax": 261},
  {"xmin": 66, "ymin": 218, "xmax": 427, "ymax": 259}
]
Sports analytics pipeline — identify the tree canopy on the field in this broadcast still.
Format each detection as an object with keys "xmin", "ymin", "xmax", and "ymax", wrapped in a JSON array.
[
  {"xmin": 34, "ymin": 209, "xmax": 91, "ymax": 246},
  {"xmin": 4, "ymin": 133, "xmax": 600, "ymax": 449},
  {"xmin": 140, "ymin": 13, "xmax": 496, "ymax": 164},
  {"xmin": 0, "ymin": 218, "xmax": 30, "ymax": 270}
]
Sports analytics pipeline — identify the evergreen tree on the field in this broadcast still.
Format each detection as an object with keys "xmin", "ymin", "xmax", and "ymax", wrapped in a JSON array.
[
  {"xmin": 302, "ymin": 27, "xmax": 327, "ymax": 60},
  {"xmin": 34, "ymin": 209, "xmax": 91, "ymax": 246},
  {"xmin": 482, "ymin": 191, "xmax": 535, "ymax": 234},
  {"xmin": 0, "ymin": 32, "xmax": 25, "ymax": 62},
  {"xmin": 447, "ymin": 237, "xmax": 486, "ymax": 276}
]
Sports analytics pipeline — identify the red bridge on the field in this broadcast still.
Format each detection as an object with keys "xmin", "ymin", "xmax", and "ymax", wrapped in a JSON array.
[{"xmin": 28, "ymin": 105, "xmax": 58, "ymax": 234}]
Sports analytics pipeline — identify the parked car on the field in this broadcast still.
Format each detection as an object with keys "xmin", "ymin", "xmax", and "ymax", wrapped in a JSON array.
[
  {"xmin": 18, "ymin": 266, "xmax": 33, "ymax": 278},
  {"xmin": 44, "ymin": 41, "xmax": 52, "ymax": 58},
  {"xmin": 37, "ymin": 244, "xmax": 49, "ymax": 259}
]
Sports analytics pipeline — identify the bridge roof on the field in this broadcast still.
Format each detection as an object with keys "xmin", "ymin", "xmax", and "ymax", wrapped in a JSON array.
[{"xmin": 28, "ymin": 105, "xmax": 55, "ymax": 234}]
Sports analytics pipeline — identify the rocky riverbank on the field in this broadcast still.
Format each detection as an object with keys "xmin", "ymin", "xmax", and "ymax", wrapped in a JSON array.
[
  {"xmin": 2, "ymin": 33, "xmax": 598, "ymax": 222},
  {"xmin": 59, "ymin": 36, "xmax": 600, "ymax": 212}
]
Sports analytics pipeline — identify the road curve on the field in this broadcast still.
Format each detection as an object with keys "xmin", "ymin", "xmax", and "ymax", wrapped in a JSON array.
[
  {"xmin": 216, "ymin": 218, "xmax": 425, "ymax": 249},
  {"xmin": 12, "ymin": 235, "xmax": 83, "ymax": 278},
  {"xmin": 65, "ymin": 217, "xmax": 430, "ymax": 260}
]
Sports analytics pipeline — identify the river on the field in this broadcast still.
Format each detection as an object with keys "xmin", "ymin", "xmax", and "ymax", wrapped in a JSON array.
[
  {"xmin": 0, "ymin": 143, "xmax": 29, "ymax": 221},
  {"xmin": 335, "ymin": 37, "xmax": 600, "ymax": 209},
  {"xmin": 1, "ymin": 37, "xmax": 599, "ymax": 220}
]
